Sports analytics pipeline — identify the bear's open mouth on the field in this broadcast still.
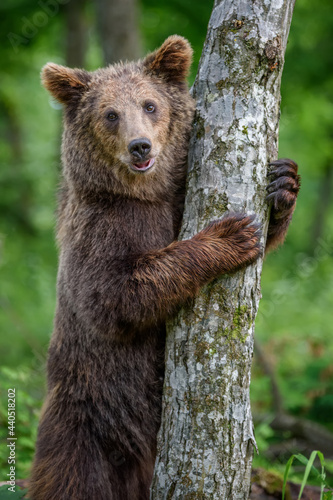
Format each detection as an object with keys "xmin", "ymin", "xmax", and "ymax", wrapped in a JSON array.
[{"xmin": 130, "ymin": 158, "xmax": 155, "ymax": 172}]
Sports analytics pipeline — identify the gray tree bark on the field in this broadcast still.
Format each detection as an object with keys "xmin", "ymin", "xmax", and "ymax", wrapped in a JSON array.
[{"xmin": 151, "ymin": 0, "xmax": 295, "ymax": 498}]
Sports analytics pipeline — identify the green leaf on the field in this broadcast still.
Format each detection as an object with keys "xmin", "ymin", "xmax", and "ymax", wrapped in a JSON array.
[{"xmin": 0, "ymin": 485, "xmax": 28, "ymax": 499}]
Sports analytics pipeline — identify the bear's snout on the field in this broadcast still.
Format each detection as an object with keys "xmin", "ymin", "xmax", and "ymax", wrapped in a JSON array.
[{"xmin": 128, "ymin": 138, "xmax": 152, "ymax": 161}]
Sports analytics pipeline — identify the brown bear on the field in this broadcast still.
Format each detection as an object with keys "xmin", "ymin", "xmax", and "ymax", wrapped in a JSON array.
[{"xmin": 29, "ymin": 36, "xmax": 300, "ymax": 500}]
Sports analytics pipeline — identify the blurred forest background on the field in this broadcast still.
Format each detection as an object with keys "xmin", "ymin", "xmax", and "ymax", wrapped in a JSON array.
[{"xmin": 0, "ymin": 0, "xmax": 332, "ymax": 488}]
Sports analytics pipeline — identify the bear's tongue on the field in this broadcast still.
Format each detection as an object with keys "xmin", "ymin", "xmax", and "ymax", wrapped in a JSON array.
[
  {"xmin": 135, "ymin": 159, "xmax": 150, "ymax": 169},
  {"xmin": 132, "ymin": 158, "xmax": 155, "ymax": 171}
]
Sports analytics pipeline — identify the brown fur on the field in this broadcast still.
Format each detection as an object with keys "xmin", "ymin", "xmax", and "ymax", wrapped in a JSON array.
[{"xmin": 29, "ymin": 36, "xmax": 299, "ymax": 500}]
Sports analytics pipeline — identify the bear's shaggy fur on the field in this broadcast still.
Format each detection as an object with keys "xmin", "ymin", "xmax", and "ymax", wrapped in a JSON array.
[{"xmin": 29, "ymin": 36, "xmax": 299, "ymax": 500}]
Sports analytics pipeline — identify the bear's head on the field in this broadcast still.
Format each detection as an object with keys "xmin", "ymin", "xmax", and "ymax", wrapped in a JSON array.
[{"xmin": 42, "ymin": 35, "xmax": 195, "ymax": 201}]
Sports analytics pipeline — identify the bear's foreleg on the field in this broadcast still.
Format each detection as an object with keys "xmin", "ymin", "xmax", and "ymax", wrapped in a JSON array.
[
  {"xmin": 113, "ymin": 213, "xmax": 261, "ymax": 331},
  {"xmin": 266, "ymin": 158, "xmax": 300, "ymax": 251}
]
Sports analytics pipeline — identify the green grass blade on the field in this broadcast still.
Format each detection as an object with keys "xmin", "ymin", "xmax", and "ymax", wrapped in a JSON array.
[
  {"xmin": 295, "ymin": 452, "xmax": 321, "ymax": 479},
  {"xmin": 282, "ymin": 454, "xmax": 295, "ymax": 500},
  {"xmin": 295, "ymin": 453, "xmax": 310, "ymax": 467},
  {"xmin": 298, "ymin": 450, "xmax": 319, "ymax": 500},
  {"xmin": 317, "ymin": 451, "xmax": 327, "ymax": 500}
]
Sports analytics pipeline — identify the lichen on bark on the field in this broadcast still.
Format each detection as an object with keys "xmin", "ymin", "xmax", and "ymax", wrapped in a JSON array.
[{"xmin": 151, "ymin": 0, "xmax": 296, "ymax": 498}]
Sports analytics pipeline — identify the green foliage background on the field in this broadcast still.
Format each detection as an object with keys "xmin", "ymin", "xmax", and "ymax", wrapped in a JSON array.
[{"xmin": 0, "ymin": 0, "xmax": 332, "ymax": 485}]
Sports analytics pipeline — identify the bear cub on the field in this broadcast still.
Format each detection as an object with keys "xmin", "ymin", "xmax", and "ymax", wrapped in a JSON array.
[{"xmin": 29, "ymin": 36, "xmax": 300, "ymax": 500}]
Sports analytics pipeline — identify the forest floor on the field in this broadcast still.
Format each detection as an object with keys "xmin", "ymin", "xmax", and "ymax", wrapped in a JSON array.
[{"xmin": 0, "ymin": 473, "xmax": 325, "ymax": 500}]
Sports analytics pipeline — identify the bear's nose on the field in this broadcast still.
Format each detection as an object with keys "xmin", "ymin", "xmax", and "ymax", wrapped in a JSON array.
[{"xmin": 128, "ymin": 138, "xmax": 152, "ymax": 160}]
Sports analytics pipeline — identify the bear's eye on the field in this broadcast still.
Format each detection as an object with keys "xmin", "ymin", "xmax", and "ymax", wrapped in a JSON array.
[
  {"xmin": 107, "ymin": 112, "xmax": 118, "ymax": 121},
  {"xmin": 145, "ymin": 104, "xmax": 155, "ymax": 113}
]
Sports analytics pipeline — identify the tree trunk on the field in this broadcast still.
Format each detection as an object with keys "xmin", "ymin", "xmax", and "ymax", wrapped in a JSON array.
[
  {"xmin": 254, "ymin": 338, "xmax": 284, "ymax": 415},
  {"xmin": 65, "ymin": 0, "xmax": 87, "ymax": 68},
  {"xmin": 94, "ymin": 0, "xmax": 142, "ymax": 65},
  {"xmin": 151, "ymin": 1, "xmax": 295, "ymax": 498},
  {"xmin": 310, "ymin": 161, "xmax": 333, "ymax": 254}
]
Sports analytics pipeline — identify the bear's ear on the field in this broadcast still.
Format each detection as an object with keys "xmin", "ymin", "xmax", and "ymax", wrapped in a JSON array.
[
  {"xmin": 143, "ymin": 35, "xmax": 193, "ymax": 83},
  {"xmin": 41, "ymin": 63, "xmax": 91, "ymax": 105}
]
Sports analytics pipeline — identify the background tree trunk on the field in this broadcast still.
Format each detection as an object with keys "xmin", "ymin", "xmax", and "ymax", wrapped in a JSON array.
[
  {"xmin": 65, "ymin": 0, "xmax": 87, "ymax": 68},
  {"xmin": 94, "ymin": 0, "xmax": 142, "ymax": 65},
  {"xmin": 151, "ymin": 0, "xmax": 295, "ymax": 498},
  {"xmin": 310, "ymin": 161, "xmax": 333, "ymax": 253}
]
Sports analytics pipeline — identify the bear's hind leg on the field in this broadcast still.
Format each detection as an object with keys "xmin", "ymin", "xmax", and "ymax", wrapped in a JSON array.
[
  {"xmin": 107, "ymin": 445, "xmax": 156, "ymax": 500},
  {"xmin": 29, "ymin": 419, "xmax": 116, "ymax": 500}
]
